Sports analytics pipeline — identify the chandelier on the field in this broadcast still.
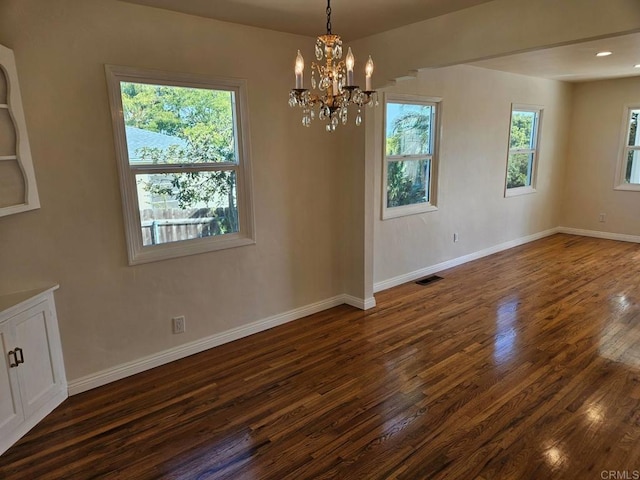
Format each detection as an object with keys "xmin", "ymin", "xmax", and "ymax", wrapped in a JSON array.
[{"xmin": 288, "ymin": 0, "xmax": 378, "ymax": 132}]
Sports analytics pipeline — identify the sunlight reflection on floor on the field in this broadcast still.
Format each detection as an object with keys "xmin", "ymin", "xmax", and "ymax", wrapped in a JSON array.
[
  {"xmin": 494, "ymin": 297, "xmax": 520, "ymax": 366},
  {"xmin": 599, "ymin": 293, "xmax": 640, "ymax": 368}
]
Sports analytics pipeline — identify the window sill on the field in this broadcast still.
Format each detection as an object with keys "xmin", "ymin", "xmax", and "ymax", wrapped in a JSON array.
[
  {"xmin": 127, "ymin": 234, "xmax": 256, "ymax": 265},
  {"xmin": 614, "ymin": 183, "xmax": 640, "ymax": 192},
  {"xmin": 505, "ymin": 186, "xmax": 537, "ymax": 198},
  {"xmin": 382, "ymin": 203, "xmax": 438, "ymax": 220}
]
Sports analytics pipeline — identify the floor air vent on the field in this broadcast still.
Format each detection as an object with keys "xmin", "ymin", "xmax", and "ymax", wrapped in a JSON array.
[{"xmin": 415, "ymin": 275, "xmax": 443, "ymax": 286}]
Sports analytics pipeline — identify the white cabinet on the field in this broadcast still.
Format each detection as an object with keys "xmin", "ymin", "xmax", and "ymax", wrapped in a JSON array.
[{"xmin": 0, "ymin": 286, "xmax": 67, "ymax": 456}]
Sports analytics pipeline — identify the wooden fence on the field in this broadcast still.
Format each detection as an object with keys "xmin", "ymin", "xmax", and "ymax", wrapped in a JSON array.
[{"xmin": 140, "ymin": 208, "xmax": 236, "ymax": 246}]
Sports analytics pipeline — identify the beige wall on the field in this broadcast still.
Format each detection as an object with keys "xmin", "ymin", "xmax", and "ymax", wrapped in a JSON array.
[
  {"xmin": 338, "ymin": 121, "xmax": 368, "ymax": 301},
  {"xmin": 563, "ymin": 77, "xmax": 640, "ymax": 235},
  {"xmin": 372, "ymin": 66, "xmax": 573, "ymax": 285},
  {"xmin": 0, "ymin": 0, "xmax": 347, "ymax": 381}
]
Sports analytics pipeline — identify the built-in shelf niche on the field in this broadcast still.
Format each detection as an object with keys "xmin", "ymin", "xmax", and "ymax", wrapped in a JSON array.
[{"xmin": 0, "ymin": 44, "xmax": 39, "ymax": 217}]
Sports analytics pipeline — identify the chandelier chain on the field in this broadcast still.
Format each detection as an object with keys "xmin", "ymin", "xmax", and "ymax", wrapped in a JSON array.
[{"xmin": 326, "ymin": 0, "xmax": 332, "ymax": 34}]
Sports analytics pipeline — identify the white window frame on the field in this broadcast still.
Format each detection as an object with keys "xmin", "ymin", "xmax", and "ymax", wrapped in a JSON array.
[
  {"xmin": 382, "ymin": 93, "xmax": 441, "ymax": 220},
  {"xmin": 105, "ymin": 65, "xmax": 255, "ymax": 265},
  {"xmin": 505, "ymin": 104, "xmax": 542, "ymax": 197},
  {"xmin": 614, "ymin": 104, "xmax": 640, "ymax": 192}
]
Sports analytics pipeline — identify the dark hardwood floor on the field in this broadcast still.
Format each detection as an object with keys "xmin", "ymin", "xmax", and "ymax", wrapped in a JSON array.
[{"xmin": 2, "ymin": 234, "xmax": 640, "ymax": 479}]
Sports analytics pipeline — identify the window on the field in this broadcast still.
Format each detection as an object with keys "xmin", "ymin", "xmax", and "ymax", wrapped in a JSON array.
[
  {"xmin": 615, "ymin": 106, "xmax": 640, "ymax": 191},
  {"xmin": 505, "ymin": 105, "xmax": 542, "ymax": 196},
  {"xmin": 105, "ymin": 66, "xmax": 254, "ymax": 265},
  {"xmin": 382, "ymin": 94, "xmax": 440, "ymax": 219}
]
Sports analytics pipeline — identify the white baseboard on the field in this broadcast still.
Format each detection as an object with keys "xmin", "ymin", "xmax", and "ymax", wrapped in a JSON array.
[
  {"xmin": 374, "ymin": 227, "xmax": 561, "ymax": 293},
  {"xmin": 343, "ymin": 294, "xmax": 377, "ymax": 310},
  {"xmin": 68, "ymin": 293, "xmax": 370, "ymax": 396},
  {"xmin": 558, "ymin": 227, "xmax": 640, "ymax": 243}
]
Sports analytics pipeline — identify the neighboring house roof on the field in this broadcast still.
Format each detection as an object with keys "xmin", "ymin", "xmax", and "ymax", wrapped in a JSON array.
[{"xmin": 125, "ymin": 126, "xmax": 187, "ymax": 164}]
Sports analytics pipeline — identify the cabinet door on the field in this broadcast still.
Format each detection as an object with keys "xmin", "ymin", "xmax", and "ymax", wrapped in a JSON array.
[
  {"xmin": 0, "ymin": 322, "xmax": 24, "ymax": 437},
  {"xmin": 13, "ymin": 301, "xmax": 61, "ymax": 418}
]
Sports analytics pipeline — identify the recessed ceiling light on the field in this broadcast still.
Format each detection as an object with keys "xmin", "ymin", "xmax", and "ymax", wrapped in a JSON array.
[
  {"xmin": 635, "ymin": 64, "xmax": 640, "ymax": 68},
  {"xmin": 596, "ymin": 51, "xmax": 613, "ymax": 57}
]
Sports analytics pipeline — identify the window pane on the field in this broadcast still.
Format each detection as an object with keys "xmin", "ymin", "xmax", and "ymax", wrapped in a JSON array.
[
  {"xmin": 386, "ymin": 103, "xmax": 433, "ymax": 156},
  {"xmin": 510, "ymin": 111, "xmax": 537, "ymax": 150},
  {"xmin": 121, "ymin": 82, "xmax": 236, "ymax": 165},
  {"xmin": 136, "ymin": 171, "xmax": 238, "ymax": 246},
  {"xmin": 507, "ymin": 152, "xmax": 533, "ymax": 188},
  {"xmin": 387, "ymin": 159, "xmax": 430, "ymax": 208},
  {"xmin": 625, "ymin": 149, "xmax": 640, "ymax": 184},
  {"xmin": 628, "ymin": 110, "xmax": 640, "ymax": 147}
]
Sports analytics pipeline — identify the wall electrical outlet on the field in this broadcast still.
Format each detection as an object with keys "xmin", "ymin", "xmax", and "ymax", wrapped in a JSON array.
[
  {"xmin": 172, "ymin": 316, "xmax": 186, "ymax": 334},
  {"xmin": 599, "ymin": 213, "xmax": 606, "ymax": 223},
  {"xmin": 453, "ymin": 232, "xmax": 459, "ymax": 243}
]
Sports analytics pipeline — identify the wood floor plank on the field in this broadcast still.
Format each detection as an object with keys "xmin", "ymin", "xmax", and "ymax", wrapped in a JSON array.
[{"xmin": 2, "ymin": 234, "xmax": 640, "ymax": 479}]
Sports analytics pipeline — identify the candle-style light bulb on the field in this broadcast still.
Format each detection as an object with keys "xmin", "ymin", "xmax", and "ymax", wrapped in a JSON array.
[
  {"xmin": 295, "ymin": 50, "xmax": 304, "ymax": 89},
  {"xmin": 365, "ymin": 55, "xmax": 374, "ymax": 91},
  {"xmin": 346, "ymin": 47, "xmax": 355, "ymax": 86}
]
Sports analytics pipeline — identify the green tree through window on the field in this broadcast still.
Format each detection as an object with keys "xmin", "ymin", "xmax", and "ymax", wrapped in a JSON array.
[
  {"xmin": 626, "ymin": 111, "xmax": 638, "ymax": 182},
  {"xmin": 384, "ymin": 101, "xmax": 436, "ymax": 214},
  {"xmin": 506, "ymin": 108, "xmax": 540, "ymax": 191},
  {"xmin": 121, "ymin": 82, "xmax": 239, "ymax": 235}
]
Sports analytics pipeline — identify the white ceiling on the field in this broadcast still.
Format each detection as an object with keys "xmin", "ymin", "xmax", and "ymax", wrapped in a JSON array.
[
  {"xmin": 120, "ymin": 0, "xmax": 495, "ymax": 41},
  {"xmin": 469, "ymin": 33, "xmax": 640, "ymax": 82}
]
